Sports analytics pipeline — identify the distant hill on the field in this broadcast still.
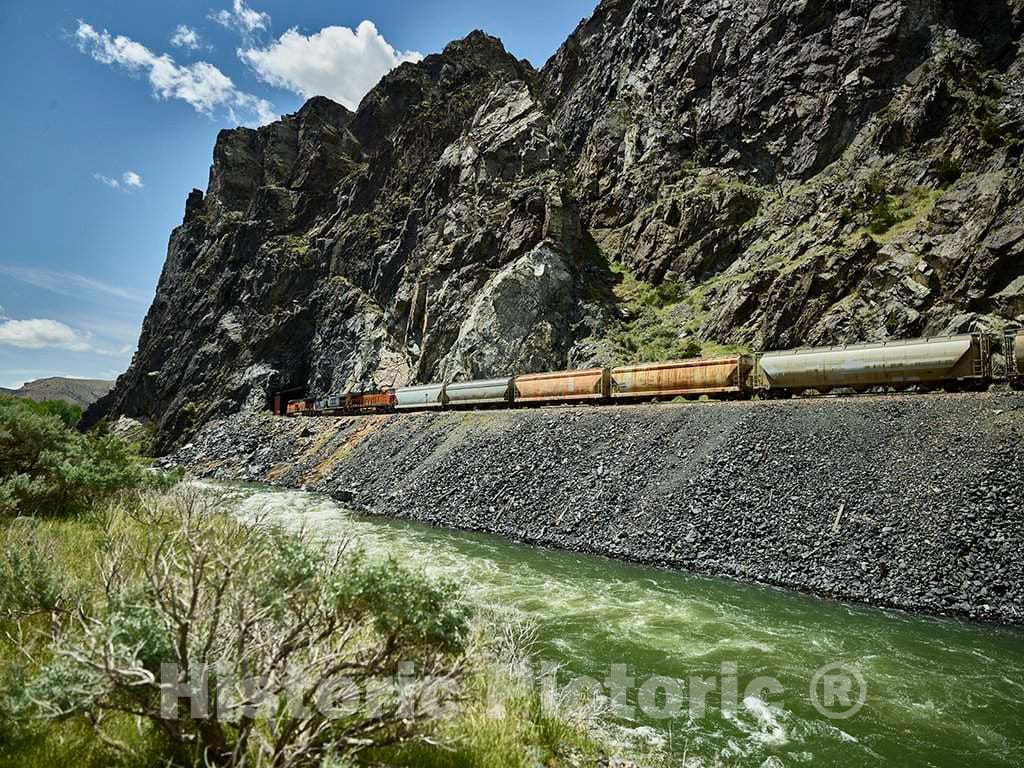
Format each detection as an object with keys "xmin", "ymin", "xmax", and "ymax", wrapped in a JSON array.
[{"xmin": 2, "ymin": 378, "xmax": 114, "ymax": 409}]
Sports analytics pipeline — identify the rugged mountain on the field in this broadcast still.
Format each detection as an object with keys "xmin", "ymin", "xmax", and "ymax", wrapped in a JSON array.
[
  {"xmin": 543, "ymin": 0, "xmax": 1024, "ymax": 348},
  {"xmin": 4, "ymin": 378, "xmax": 113, "ymax": 409},
  {"xmin": 86, "ymin": 0, "xmax": 1024, "ymax": 451}
]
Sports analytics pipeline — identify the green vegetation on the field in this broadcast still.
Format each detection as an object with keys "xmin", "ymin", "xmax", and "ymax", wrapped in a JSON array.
[
  {"xmin": 601, "ymin": 261, "xmax": 702, "ymax": 365},
  {"xmin": 867, "ymin": 186, "xmax": 942, "ymax": 240},
  {"xmin": 0, "ymin": 489, "xmax": 626, "ymax": 768},
  {"xmin": 0, "ymin": 396, "xmax": 164, "ymax": 517},
  {"xmin": 284, "ymin": 234, "xmax": 314, "ymax": 267},
  {"xmin": 845, "ymin": 171, "xmax": 944, "ymax": 242},
  {"xmin": 0, "ymin": 400, "xmax": 632, "ymax": 767},
  {"xmin": 605, "ymin": 307, "xmax": 703, "ymax": 364},
  {"xmin": 580, "ymin": 250, "xmax": 748, "ymax": 366},
  {"xmin": 980, "ymin": 116, "xmax": 1005, "ymax": 146},
  {"xmin": 868, "ymin": 196, "xmax": 912, "ymax": 235},
  {"xmin": 935, "ymin": 155, "xmax": 963, "ymax": 186}
]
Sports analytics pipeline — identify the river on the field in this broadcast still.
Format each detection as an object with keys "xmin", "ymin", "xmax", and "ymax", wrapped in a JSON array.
[{"xmin": 219, "ymin": 482, "xmax": 1023, "ymax": 767}]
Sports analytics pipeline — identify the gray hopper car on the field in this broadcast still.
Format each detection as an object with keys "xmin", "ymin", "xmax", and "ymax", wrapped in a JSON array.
[
  {"xmin": 1009, "ymin": 328, "xmax": 1024, "ymax": 389},
  {"xmin": 444, "ymin": 378, "xmax": 514, "ymax": 407},
  {"xmin": 394, "ymin": 383, "xmax": 447, "ymax": 410},
  {"xmin": 752, "ymin": 334, "xmax": 992, "ymax": 394}
]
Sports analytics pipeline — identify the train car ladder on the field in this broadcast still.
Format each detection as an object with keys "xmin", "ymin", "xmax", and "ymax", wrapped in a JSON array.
[
  {"xmin": 974, "ymin": 333, "xmax": 992, "ymax": 379},
  {"xmin": 1006, "ymin": 331, "xmax": 1019, "ymax": 382}
]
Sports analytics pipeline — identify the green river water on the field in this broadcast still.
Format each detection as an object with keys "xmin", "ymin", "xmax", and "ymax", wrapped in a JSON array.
[{"xmin": 223, "ymin": 483, "xmax": 1023, "ymax": 767}]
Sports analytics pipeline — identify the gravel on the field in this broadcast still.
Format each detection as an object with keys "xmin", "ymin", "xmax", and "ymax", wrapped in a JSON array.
[{"xmin": 161, "ymin": 392, "xmax": 1024, "ymax": 624}]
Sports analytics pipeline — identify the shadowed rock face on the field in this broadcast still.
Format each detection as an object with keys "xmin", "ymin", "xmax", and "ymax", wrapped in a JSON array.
[{"xmin": 87, "ymin": 3, "xmax": 1024, "ymax": 451}]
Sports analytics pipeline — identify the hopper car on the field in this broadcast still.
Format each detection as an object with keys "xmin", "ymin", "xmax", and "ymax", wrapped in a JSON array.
[
  {"xmin": 515, "ymin": 369, "xmax": 609, "ymax": 404},
  {"xmin": 750, "ymin": 334, "xmax": 992, "ymax": 395},
  {"xmin": 277, "ymin": 330, "xmax": 1023, "ymax": 417},
  {"xmin": 611, "ymin": 356, "xmax": 752, "ymax": 400}
]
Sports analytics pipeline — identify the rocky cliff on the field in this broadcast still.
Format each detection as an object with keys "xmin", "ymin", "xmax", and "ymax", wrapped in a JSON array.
[{"xmin": 86, "ymin": 0, "xmax": 1024, "ymax": 450}]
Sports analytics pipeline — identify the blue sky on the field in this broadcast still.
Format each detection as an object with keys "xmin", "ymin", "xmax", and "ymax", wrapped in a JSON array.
[{"xmin": 0, "ymin": 0, "xmax": 595, "ymax": 389}]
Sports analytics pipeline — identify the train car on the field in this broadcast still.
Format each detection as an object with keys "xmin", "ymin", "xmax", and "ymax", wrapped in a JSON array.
[
  {"xmin": 346, "ymin": 390, "xmax": 396, "ymax": 411},
  {"xmin": 1008, "ymin": 328, "xmax": 1024, "ymax": 389},
  {"xmin": 611, "ymin": 356, "xmax": 753, "ymax": 400},
  {"xmin": 395, "ymin": 383, "xmax": 447, "ymax": 410},
  {"xmin": 445, "ymin": 377, "xmax": 514, "ymax": 408},
  {"xmin": 514, "ymin": 368, "xmax": 609, "ymax": 404},
  {"xmin": 286, "ymin": 399, "xmax": 315, "ymax": 416},
  {"xmin": 751, "ymin": 333, "xmax": 992, "ymax": 394}
]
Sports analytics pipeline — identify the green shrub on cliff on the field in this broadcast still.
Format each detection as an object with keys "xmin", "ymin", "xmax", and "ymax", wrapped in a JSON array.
[
  {"xmin": 935, "ymin": 155, "xmax": 963, "ymax": 186},
  {"xmin": 606, "ymin": 307, "xmax": 702, "ymax": 365}
]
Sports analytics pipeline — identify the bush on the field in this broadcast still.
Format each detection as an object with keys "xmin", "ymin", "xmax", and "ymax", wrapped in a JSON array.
[
  {"xmin": 1, "ymin": 489, "xmax": 639, "ymax": 768},
  {"xmin": 4, "ymin": 488, "xmax": 473, "ymax": 767},
  {"xmin": 869, "ymin": 199, "xmax": 899, "ymax": 234},
  {"xmin": 0, "ymin": 396, "xmax": 158, "ymax": 517},
  {"xmin": 7, "ymin": 398, "xmax": 82, "ymax": 428},
  {"xmin": 607, "ymin": 308, "xmax": 702, "ymax": 365},
  {"xmin": 980, "ymin": 117, "xmax": 1004, "ymax": 146},
  {"xmin": 935, "ymin": 155, "xmax": 963, "ymax": 186},
  {"xmin": 864, "ymin": 170, "xmax": 887, "ymax": 203}
]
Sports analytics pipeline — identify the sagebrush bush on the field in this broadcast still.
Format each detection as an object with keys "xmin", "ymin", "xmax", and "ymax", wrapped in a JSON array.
[
  {"xmin": 3, "ymin": 487, "xmax": 473, "ymax": 767},
  {"xmin": 1, "ymin": 488, "xmax": 639, "ymax": 768},
  {"xmin": 0, "ymin": 396, "xmax": 166, "ymax": 517}
]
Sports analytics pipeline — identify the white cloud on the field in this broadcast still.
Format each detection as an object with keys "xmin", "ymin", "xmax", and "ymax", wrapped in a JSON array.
[
  {"xmin": 239, "ymin": 20, "xmax": 422, "ymax": 110},
  {"xmin": 94, "ymin": 173, "xmax": 121, "ymax": 189},
  {"xmin": 0, "ymin": 319, "xmax": 95, "ymax": 352},
  {"xmin": 74, "ymin": 21, "xmax": 277, "ymax": 126},
  {"xmin": 170, "ymin": 24, "xmax": 201, "ymax": 50},
  {"xmin": 210, "ymin": 0, "xmax": 270, "ymax": 39},
  {"xmin": 93, "ymin": 171, "xmax": 144, "ymax": 191},
  {"xmin": 0, "ymin": 265, "xmax": 145, "ymax": 304}
]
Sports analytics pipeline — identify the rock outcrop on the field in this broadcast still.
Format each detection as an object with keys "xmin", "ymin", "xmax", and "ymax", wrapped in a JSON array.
[
  {"xmin": 543, "ymin": 0, "xmax": 1024, "ymax": 348},
  {"xmin": 87, "ymin": 1, "xmax": 1024, "ymax": 450}
]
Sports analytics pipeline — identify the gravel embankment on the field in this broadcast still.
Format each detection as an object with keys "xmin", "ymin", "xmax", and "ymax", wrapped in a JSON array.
[{"xmin": 161, "ymin": 392, "xmax": 1024, "ymax": 624}]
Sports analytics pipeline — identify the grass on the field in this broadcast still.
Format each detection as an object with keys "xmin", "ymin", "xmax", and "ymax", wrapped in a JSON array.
[
  {"xmin": 582, "ymin": 256, "xmax": 750, "ymax": 366},
  {"xmin": 599, "ymin": 261, "xmax": 702, "ymax": 365},
  {"xmin": 283, "ymin": 234, "xmax": 314, "ymax": 267},
  {"xmin": 0, "ymin": 493, "xmax": 647, "ymax": 768},
  {"xmin": 843, "ymin": 185, "xmax": 943, "ymax": 245},
  {"xmin": 0, "ymin": 511, "xmax": 161, "ymax": 768},
  {"xmin": 367, "ymin": 670, "xmax": 611, "ymax": 768}
]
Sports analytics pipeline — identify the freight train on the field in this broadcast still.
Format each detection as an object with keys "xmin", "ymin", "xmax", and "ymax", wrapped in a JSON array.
[{"xmin": 278, "ymin": 329, "xmax": 1024, "ymax": 417}]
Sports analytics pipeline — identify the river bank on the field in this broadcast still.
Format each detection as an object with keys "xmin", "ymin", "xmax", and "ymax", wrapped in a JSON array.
[
  {"xmin": 161, "ymin": 392, "xmax": 1024, "ymax": 624},
  {"xmin": 220, "ymin": 481, "xmax": 1024, "ymax": 767}
]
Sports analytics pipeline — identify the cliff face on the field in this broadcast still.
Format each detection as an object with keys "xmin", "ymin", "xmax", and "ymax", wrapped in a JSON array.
[
  {"xmin": 87, "ymin": 1, "xmax": 1024, "ymax": 450},
  {"xmin": 543, "ymin": 0, "xmax": 1024, "ymax": 348}
]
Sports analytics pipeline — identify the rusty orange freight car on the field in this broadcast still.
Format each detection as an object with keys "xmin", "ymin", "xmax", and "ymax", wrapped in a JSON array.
[
  {"xmin": 610, "ymin": 356, "xmax": 753, "ymax": 399},
  {"xmin": 514, "ymin": 368, "xmax": 610, "ymax": 403},
  {"xmin": 348, "ymin": 390, "xmax": 396, "ymax": 410}
]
